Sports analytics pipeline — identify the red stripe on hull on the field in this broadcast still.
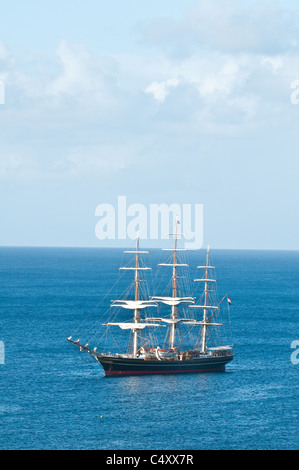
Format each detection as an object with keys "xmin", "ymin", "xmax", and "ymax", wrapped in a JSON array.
[{"xmin": 105, "ymin": 366, "xmax": 225, "ymax": 376}]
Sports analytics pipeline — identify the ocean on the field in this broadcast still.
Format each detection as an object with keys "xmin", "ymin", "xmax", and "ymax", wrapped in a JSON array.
[{"xmin": 0, "ymin": 247, "xmax": 298, "ymax": 450}]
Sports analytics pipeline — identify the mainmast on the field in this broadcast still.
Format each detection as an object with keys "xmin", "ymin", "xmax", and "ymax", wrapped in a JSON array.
[
  {"xmin": 201, "ymin": 245, "xmax": 210, "ymax": 353},
  {"xmin": 170, "ymin": 218, "xmax": 179, "ymax": 349},
  {"xmin": 150, "ymin": 217, "xmax": 194, "ymax": 349},
  {"xmin": 133, "ymin": 234, "xmax": 141, "ymax": 356}
]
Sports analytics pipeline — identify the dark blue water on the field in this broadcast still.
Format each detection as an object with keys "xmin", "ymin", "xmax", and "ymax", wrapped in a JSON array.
[{"xmin": 0, "ymin": 247, "xmax": 298, "ymax": 450}]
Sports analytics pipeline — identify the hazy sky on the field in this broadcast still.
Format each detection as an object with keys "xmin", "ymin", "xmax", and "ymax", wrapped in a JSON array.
[{"xmin": 1, "ymin": 0, "xmax": 299, "ymax": 249}]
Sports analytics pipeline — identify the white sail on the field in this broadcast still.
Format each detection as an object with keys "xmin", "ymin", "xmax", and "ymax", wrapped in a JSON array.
[
  {"xmin": 123, "ymin": 250, "xmax": 149, "ymax": 254},
  {"xmin": 104, "ymin": 322, "xmax": 163, "ymax": 330},
  {"xmin": 119, "ymin": 267, "xmax": 151, "ymax": 271},
  {"xmin": 197, "ymin": 266, "xmax": 215, "ymax": 269},
  {"xmin": 189, "ymin": 305, "xmax": 219, "ymax": 309},
  {"xmin": 151, "ymin": 296, "xmax": 194, "ymax": 306},
  {"xmin": 161, "ymin": 248, "xmax": 187, "ymax": 251},
  {"xmin": 158, "ymin": 263, "xmax": 189, "ymax": 267},
  {"xmin": 146, "ymin": 317, "xmax": 185, "ymax": 324},
  {"xmin": 146, "ymin": 317, "xmax": 223, "ymax": 326},
  {"xmin": 111, "ymin": 300, "xmax": 158, "ymax": 309}
]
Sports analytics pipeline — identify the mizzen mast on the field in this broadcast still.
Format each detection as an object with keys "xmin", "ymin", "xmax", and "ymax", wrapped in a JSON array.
[{"xmin": 189, "ymin": 245, "xmax": 219, "ymax": 353}]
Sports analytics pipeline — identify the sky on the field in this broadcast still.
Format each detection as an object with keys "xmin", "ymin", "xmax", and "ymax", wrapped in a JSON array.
[{"xmin": 0, "ymin": 0, "xmax": 299, "ymax": 249}]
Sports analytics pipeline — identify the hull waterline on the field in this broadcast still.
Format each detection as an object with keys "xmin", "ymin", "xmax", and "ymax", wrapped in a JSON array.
[{"xmin": 96, "ymin": 354, "xmax": 234, "ymax": 377}]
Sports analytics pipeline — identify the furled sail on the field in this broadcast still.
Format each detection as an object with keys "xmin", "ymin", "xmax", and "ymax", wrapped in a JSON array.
[
  {"xmin": 104, "ymin": 322, "xmax": 164, "ymax": 330},
  {"xmin": 111, "ymin": 300, "xmax": 158, "ymax": 309}
]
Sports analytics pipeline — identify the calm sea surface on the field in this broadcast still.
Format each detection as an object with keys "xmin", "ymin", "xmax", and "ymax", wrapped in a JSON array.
[{"xmin": 0, "ymin": 247, "xmax": 298, "ymax": 450}]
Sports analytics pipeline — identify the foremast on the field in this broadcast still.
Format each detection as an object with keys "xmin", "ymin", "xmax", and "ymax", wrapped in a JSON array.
[{"xmin": 107, "ymin": 234, "xmax": 160, "ymax": 357}]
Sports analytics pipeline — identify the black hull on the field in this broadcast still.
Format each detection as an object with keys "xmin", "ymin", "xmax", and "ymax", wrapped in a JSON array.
[{"xmin": 95, "ymin": 354, "xmax": 234, "ymax": 376}]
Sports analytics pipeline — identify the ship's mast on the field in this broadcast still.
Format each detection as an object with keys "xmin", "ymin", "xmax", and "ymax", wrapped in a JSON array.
[
  {"xmin": 201, "ymin": 246, "xmax": 210, "ymax": 353},
  {"xmin": 189, "ymin": 246, "xmax": 226, "ymax": 353},
  {"xmin": 169, "ymin": 219, "xmax": 179, "ymax": 349},
  {"xmin": 106, "ymin": 235, "xmax": 160, "ymax": 357},
  {"xmin": 150, "ymin": 217, "xmax": 194, "ymax": 348},
  {"xmin": 148, "ymin": 217, "xmax": 197, "ymax": 348},
  {"xmin": 133, "ymin": 234, "xmax": 141, "ymax": 356}
]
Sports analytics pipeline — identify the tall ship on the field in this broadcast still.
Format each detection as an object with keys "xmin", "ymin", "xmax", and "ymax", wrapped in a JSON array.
[{"xmin": 67, "ymin": 219, "xmax": 234, "ymax": 376}]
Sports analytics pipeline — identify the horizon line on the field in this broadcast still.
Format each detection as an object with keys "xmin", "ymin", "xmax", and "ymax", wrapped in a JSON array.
[{"xmin": 0, "ymin": 245, "xmax": 298, "ymax": 252}]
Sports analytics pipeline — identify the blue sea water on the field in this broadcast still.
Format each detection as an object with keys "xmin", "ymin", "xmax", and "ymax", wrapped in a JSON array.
[{"xmin": 0, "ymin": 247, "xmax": 298, "ymax": 450}]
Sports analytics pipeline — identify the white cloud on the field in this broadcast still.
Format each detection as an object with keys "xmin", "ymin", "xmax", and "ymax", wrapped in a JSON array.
[
  {"xmin": 0, "ymin": 154, "xmax": 22, "ymax": 178},
  {"xmin": 145, "ymin": 78, "xmax": 179, "ymax": 102},
  {"xmin": 1, "ymin": 0, "xmax": 299, "ymax": 182},
  {"xmin": 142, "ymin": 0, "xmax": 299, "ymax": 56},
  {"xmin": 46, "ymin": 40, "xmax": 88, "ymax": 97},
  {"xmin": 0, "ymin": 41, "xmax": 9, "ymax": 61},
  {"xmin": 42, "ymin": 40, "xmax": 120, "ymax": 111},
  {"xmin": 261, "ymin": 56, "xmax": 284, "ymax": 74}
]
